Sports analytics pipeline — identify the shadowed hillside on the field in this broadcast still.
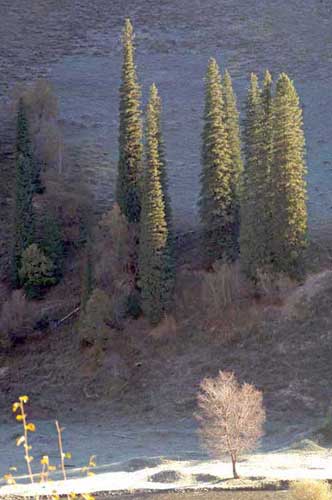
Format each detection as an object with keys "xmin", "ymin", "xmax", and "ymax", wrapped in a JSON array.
[{"xmin": 0, "ymin": 0, "xmax": 331, "ymax": 229}]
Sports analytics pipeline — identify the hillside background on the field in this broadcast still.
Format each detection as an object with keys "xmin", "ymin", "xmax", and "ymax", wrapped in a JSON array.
[{"xmin": 0, "ymin": 0, "xmax": 331, "ymax": 230}]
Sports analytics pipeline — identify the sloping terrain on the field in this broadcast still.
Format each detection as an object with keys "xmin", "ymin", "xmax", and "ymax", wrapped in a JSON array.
[
  {"xmin": 1, "ymin": 270, "xmax": 332, "ymax": 477},
  {"xmin": 0, "ymin": 0, "xmax": 332, "ymax": 227}
]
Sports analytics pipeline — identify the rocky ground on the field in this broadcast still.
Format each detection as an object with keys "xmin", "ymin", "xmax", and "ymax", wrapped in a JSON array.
[{"xmin": 0, "ymin": 0, "xmax": 332, "ymax": 228}]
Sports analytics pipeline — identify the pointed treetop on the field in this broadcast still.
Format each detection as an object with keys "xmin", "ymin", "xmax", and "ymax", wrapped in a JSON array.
[
  {"xmin": 149, "ymin": 83, "xmax": 160, "ymax": 105},
  {"xmin": 276, "ymin": 73, "xmax": 300, "ymax": 102},
  {"xmin": 249, "ymin": 72, "xmax": 259, "ymax": 90},
  {"xmin": 223, "ymin": 68, "xmax": 232, "ymax": 85},
  {"xmin": 263, "ymin": 69, "xmax": 272, "ymax": 87},
  {"xmin": 123, "ymin": 18, "xmax": 134, "ymax": 39},
  {"xmin": 207, "ymin": 57, "xmax": 220, "ymax": 76}
]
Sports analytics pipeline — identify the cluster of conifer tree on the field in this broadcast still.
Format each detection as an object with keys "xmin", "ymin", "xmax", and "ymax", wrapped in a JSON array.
[
  {"xmin": 116, "ymin": 19, "xmax": 307, "ymax": 323},
  {"xmin": 116, "ymin": 20, "xmax": 174, "ymax": 324},
  {"xmin": 11, "ymin": 18, "xmax": 307, "ymax": 320},
  {"xmin": 12, "ymin": 99, "xmax": 63, "ymax": 298},
  {"xmin": 201, "ymin": 62, "xmax": 307, "ymax": 280}
]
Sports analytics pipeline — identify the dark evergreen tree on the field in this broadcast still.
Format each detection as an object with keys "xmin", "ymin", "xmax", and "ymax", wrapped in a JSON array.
[
  {"xmin": 149, "ymin": 83, "xmax": 173, "ymax": 238},
  {"xmin": 139, "ymin": 84, "xmax": 174, "ymax": 324},
  {"xmin": 222, "ymin": 70, "xmax": 243, "ymax": 192},
  {"xmin": 116, "ymin": 19, "xmax": 143, "ymax": 223},
  {"xmin": 261, "ymin": 70, "xmax": 274, "ymax": 264},
  {"xmin": 240, "ymin": 73, "xmax": 263, "ymax": 279},
  {"xmin": 16, "ymin": 98, "xmax": 41, "ymax": 193},
  {"xmin": 12, "ymin": 152, "xmax": 35, "ymax": 286},
  {"xmin": 270, "ymin": 73, "xmax": 307, "ymax": 278},
  {"xmin": 199, "ymin": 58, "xmax": 236, "ymax": 263},
  {"xmin": 222, "ymin": 69, "xmax": 243, "ymax": 255},
  {"xmin": 39, "ymin": 214, "xmax": 64, "ymax": 280},
  {"xmin": 12, "ymin": 100, "xmax": 36, "ymax": 286}
]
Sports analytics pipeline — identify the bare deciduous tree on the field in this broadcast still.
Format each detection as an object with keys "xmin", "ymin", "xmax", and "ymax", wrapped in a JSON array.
[{"xmin": 196, "ymin": 371, "xmax": 265, "ymax": 479}]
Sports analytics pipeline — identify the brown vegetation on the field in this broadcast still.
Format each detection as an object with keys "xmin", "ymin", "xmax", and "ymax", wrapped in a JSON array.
[
  {"xmin": 0, "ymin": 290, "xmax": 38, "ymax": 348},
  {"xmin": 197, "ymin": 371, "xmax": 266, "ymax": 479},
  {"xmin": 290, "ymin": 480, "xmax": 331, "ymax": 500}
]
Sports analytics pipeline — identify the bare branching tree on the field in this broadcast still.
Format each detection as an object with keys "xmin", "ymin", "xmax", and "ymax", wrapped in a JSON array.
[{"xmin": 196, "ymin": 371, "xmax": 265, "ymax": 479}]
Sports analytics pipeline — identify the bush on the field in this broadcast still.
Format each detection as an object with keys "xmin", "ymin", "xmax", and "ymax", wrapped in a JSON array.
[
  {"xmin": 149, "ymin": 314, "xmax": 177, "ymax": 340},
  {"xmin": 19, "ymin": 244, "xmax": 56, "ymax": 299},
  {"xmin": 202, "ymin": 260, "xmax": 241, "ymax": 314},
  {"xmin": 78, "ymin": 288, "xmax": 112, "ymax": 349},
  {"xmin": 290, "ymin": 480, "xmax": 331, "ymax": 500},
  {"xmin": 95, "ymin": 204, "xmax": 135, "ymax": 291},
  {"xmin": 126, "ymin": 289, "xmax": 142, "ymax": 319},
  {"xmin": 0, "ymin": 291, "xmax": 36, "ymax": 348},
  {"xmin": 255, "ymin": 267, "xmax": 294, "ymax": 302}
]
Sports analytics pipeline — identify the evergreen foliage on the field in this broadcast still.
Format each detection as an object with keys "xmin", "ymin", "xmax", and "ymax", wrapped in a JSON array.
[
  {"xmin": 16, "ymin": 98, "xmax": 41, "ymax": 194},
  {"xmin": 240, "ymin": 73, "xmax": 264, "ymax": 279},
  {"xmin": 149, "ymin": 84, "xmax": 173, "ymax": 236},
  {"xmin": 39, "ymin": 214, "xmax": 64, "ymax": 280},
  {"xmin": 12, "ymin": 152, "xmax": 35, "ymax": 287},
  {"xmin": 199, "ymin": 59, "xmax": 237, "ymax": 263},
  {"xmin": 116, "ymin": 19, "xmax": 143, "ymax": 223},
  {"xmin": 270, "ymin": 73, "xmax": 307, "ymax": 278},
  {"xmin": 260, "ymin": 70, "xmax": 274, "ymax": 265},
  {"xmin": 222, "ymin": 70, "xmax": 243, "ymax": 255},
  {"xmin": 19, "ymin": 244, "xmax": 56, "ymax": 299},
  {"xmin": 78, "ymin": 288, "xmax": 111, "ymax": 348},
  {"xmin": 12, "ymin": 100, "xmax": 36, "ymax": 286},
  {"xmin": 139, "ymin": 84, "xmax": 174, "ymax": 324}
]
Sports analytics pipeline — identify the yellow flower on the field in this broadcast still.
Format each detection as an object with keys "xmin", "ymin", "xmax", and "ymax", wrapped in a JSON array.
[
  {"xmin": 12, "ymin": 402, "xmax": 20, "ymax": 413},
  {"xmin": 19, "ymin": 395, "xmax": 29, "ymax": 403},
  {"xmin": 40, "ymin": 456, "xmax": 49, "ymax": 465},
  {"xmin": 25, "ymin": 423, "xmax": 36, "ymax": 432},
  {"xmin": 82, "ymin": 494, "xmax": 95, "ymax": 500},
  {"xmin": 3, "ymin": 474, "xmax": 16, "ymax": 485}
]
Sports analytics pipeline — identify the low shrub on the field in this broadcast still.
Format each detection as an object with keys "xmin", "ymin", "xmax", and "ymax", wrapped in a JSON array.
[
  {"xmin": 255, "ymin": 267, "xmax": 294, "ymax": 304},
  {"xmin": 149, "ymin": 314, "xmax": 177, "ymax": 340},
  {"xmin": 290, "ymin": 480, "xmax": 331, "ymax": 500},
  {"xmin": 201, "ymin": 260, "xmax": 241, "ymax": 314},
  {"xmin": 126, "ymin": 289, "xmax": 142, "ymax": 319},
  {"xmin": 19, "ymin": 244, "xmax": 56, "ymax": 299},
  {"xmin": 0, "ymin": 290, "xmax": 36, "ymax": 348},
  {"xmin": 78, "ymin": 288, "xmax": 112, "ymax": 349}
]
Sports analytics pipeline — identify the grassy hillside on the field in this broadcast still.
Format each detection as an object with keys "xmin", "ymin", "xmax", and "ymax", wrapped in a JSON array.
[{"xmin": 0, "ymin": 0, "xmax": 331, "ymax": 227}]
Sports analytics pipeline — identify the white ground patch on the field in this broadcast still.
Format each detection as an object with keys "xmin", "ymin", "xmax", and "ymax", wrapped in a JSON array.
[{"xmin": 1, "ymin": 450, "xmax": 332, "ymax": 496}]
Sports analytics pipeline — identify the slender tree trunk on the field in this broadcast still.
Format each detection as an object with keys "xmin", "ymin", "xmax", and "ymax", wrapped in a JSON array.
[{"xmin": 231, "ymin": 456, "xmax": 239, "ymax": 479}]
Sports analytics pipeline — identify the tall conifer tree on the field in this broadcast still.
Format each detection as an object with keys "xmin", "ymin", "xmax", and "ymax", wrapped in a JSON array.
[
  {"xmin": 139, "ymin": 85, "xmax": 174, "ymax": 324},
  {"xmin": 16, "ymin": 98, "xmax": 41, "ymax": 193},
  {"xmin": 271, "ymin": 73, "xmax": 307, "ymax": 278},
  {"xmin": 222, "ymin": 70, "xmax": 243, "ymax": 193},
  {"xmin": 260, "ymin": 70, "xmax": 274, "ymax": 264},
  {"xmin": 13, "ymin": 153, "xmax": 35, "ymax": 287},
  {"xmin": 12, "ymin": 100, "xmax": 35, "ymax": 286},
  {"xmin": 149, "ymin": 84, "xmax": 173, "ymax": 238},
  {"xmin": 199, "ymin": 59, "xmax": 237, "ymax": 263},
  {"xmin": 116, "ymin": 19, "xmax": 143, "ymax": 223},
  {"xmin": 240, "ymin": 73, "xmax": 263, "ymax": 279},
  {"xmin": 222, "ymin": 70, "xmax": 243, "ymax": 254}
]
